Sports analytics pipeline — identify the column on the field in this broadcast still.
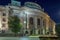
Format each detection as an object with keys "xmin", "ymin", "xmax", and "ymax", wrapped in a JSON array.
[
  {"xmin": 39, "ymin": 17, "xmax": 43, "ymax": 35},
  {"xmin": 40, "ymin": 17, "xmax": 44, "ymax": 35},
  {"xmin": 27, "ymin": 15, "xmax": 29, "ymax": 29},
  {"xmin": 6, "ymin": 7, "xmax": 9, "ymax": 31},
  {"xmin": 45, "ymin": 18, "xmax": 49, "ymax": 35},
  {"xmin": 53, "ymin": 24, "xmax": 56, "ymax": 35},
  {"xmin": 26, "ymin": 14, "xmax": 30, "ymax": 35},
  {"xmin": 0, "ymin": 12, "xmax": 2, "ymax": 30},
  {"xmin": 34, "ymin": 17, "xmax": 38, "ymax": 35},
  {"xmin": 23, "ymin": 13, "xmax": 26, "ymax": 34},
  {"xmin": 42, "ymin": 19, "xmax": 45, "ymax": 35},
  {"xmin": 43, "ymin": 19, "xmax": 46, "ymax": 35}
]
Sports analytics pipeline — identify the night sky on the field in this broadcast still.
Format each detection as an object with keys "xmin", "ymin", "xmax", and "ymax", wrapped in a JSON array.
[{"xmin": 0, "ymin": 0, "xmax": 60, "ymax": 24}]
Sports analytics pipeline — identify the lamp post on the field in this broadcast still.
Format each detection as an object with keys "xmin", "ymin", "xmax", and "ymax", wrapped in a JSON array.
[
  {"xmin": 23, "ymin": 12, "xmax": 28, "ymax": 35},
  {"xmin": 25, "ymin": 13, "xmax": 27, "ymax": 30},
  {"xmin": 26, "ymin": 14, "xmax": 27, "ymax": 30},
  {"xmin": 23, "ymin": 12, "xmax": 27, "ymax": 29},
  {"xmin": 24, "ymin": 11, "xmax": 35, "ymax": 35},
  {"xmin": 23, "ymin": 11, "xmax": 33, "ymax": 35}
]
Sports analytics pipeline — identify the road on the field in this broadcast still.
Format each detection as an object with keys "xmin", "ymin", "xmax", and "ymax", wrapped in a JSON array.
[{"xmin": 0, "ymin": 37, "xmax": 40, "ymax": 40}]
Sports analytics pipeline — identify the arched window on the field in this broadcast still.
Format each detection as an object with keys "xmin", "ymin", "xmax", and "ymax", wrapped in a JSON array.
[
  {"xmin": 29, "ymin": 17, "xmax": 33, "ymax": 25},
  {"xmin": 43, "ymin": 20, "xmax": 46, "ymax": 34},
  {"xmin": 30, "ymin": 30, "xmax": 33, "ymax": 35},
  {"xmin": 25, "ymin": 31, "xmax": 28, "ymax": 34},
  {"xmin": 2, "ymin": 18, "xmax": 6, "ymax": 22},
  {"xmin": 37, "ymin": 18, "xmax": 40, "ymax": 25},
  {"xmin": 38, "ymin": 30, "xmax": 40, "ymax": 34},
  {"xmin": 2, "ymin": 23, "xmax": 6, "ymax": 27},
  {"xmin": 43, "ymin": 20, "xmax": 46, "ymax": 27},
  {"xmin": 2, "ymin": 30, "xmax": 5, "ymax": 33},
  {"xmin": 30, "ymin": 29, "xmax": 34, "ymax": 35},
  {"xmin": 3, "ymin": 13, "xmax": 6, "ymax": 16}
]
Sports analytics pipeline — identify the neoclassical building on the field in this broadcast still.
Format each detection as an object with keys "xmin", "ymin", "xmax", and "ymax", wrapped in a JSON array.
[{"xmin": 0, "ymin": 0, "xmax": 56, "ymax": 35}]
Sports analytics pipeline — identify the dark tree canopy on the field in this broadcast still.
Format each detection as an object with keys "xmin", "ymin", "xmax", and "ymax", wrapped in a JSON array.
[
  {"xmin": 8, "ymin": 16, "xmax": 22, "ymax": 34},
  {"xmin": 56, "ymin": 24, "xmax": 60, "ymax": 37}
]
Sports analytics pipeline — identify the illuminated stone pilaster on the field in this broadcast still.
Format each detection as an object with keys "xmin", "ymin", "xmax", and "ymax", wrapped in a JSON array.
[
  {"xmin": 53, "ymin": 23, "xmax": 56, "ymax": 35},
  {"xmin": 0, "ymin": 12, "xmax": 2, "ymax": 30},
  {"xmin": 34, "ymin": 17, "xmax": 38, "ymax": 34},
  {"xmin": 45, "ymin": 18, "xmax": 49, "ymax": 35},
  {"xmin": 41, "ymin": 17, "xmax": 44, "ymax": 35}
]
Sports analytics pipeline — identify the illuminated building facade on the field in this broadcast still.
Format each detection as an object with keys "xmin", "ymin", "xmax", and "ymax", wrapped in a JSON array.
[{"xmin": 0, "ymin": 0, "xmax": 56, "ymax": 35}]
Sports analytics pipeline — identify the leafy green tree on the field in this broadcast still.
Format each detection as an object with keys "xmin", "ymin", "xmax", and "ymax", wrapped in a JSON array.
[
  {"xmin": 8, "ymin": 16, "xmax": 22, "ymax": 36},
  {"xmin": 56, "ymin": 24, "xmax": 60, "ymax": 37}
]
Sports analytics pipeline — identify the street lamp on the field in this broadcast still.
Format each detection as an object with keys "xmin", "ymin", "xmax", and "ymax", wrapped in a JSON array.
[
  {"xmin": 23, "ymin": 11, "xmax": 31, "ymax": 35},
  {"xmin": 23, "ymin": 11, "xmax": 29, "ymax": 29},
  {"xmin": 23, "ymin": 11, "xmax": 36, "ymax": 28}
]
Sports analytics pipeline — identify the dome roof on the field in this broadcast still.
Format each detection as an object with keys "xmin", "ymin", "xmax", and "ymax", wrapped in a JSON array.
[{"xmin": 24, "ymin": 2, "xmax": 42, "ymax": 10}]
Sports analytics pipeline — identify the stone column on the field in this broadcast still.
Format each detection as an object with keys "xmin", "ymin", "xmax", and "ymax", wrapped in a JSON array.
[
  {"xmin": 42, "ymin": 19, "xmax": 46, "ymax": 35},
  {"xmin": 41, "ymin": 17, "xmax": 44, "ymax": 35},
  {"xmin": 45, "ymin": 18, "xmax": 49, "ymax": 35},
  {"xmin": 23, "ymin": 13, "xmax": 26, "ymax": 34},
  {"xmin": 27, "ymin": 15, "xmax": 29, "ymax": 29},
  {"xmin": 40, "ymin": 17, "xmax": 41, "ymax": 35},
  {"xmin": 34, "ymin": 16, "xmax": 38, "ymax": 35},
  {"xmin": 53, "ymin": 23, "xmax": 56, "ymax": 35},
  {"xmin": 27, "ymin": 15, "xmax": 30, "ymax": 35},
  {"xmin": 0, "ymin": 12, "xmax": 2, "ymax": 30}
]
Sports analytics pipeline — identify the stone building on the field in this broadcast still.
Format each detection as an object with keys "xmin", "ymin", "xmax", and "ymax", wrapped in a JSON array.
[{"xmin": 0, "ymin": 1, "xmax": 56, "ymax": 35}]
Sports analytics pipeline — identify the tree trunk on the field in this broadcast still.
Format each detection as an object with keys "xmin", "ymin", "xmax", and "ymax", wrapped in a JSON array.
[{"xmin": 14, "ymin": 33, "xmax": 17, "ymax": 37}]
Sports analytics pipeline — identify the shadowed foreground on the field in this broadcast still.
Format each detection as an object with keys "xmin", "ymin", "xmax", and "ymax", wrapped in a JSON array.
[
  {"xmin": 0, "ymin": 37, "xmax": 59, "ymax": 40},
  {"xmin": 0, "ymin": 37, "xmax": 40, "ymax": 40}
]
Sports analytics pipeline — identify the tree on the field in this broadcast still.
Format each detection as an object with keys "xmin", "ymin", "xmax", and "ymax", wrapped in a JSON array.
[
  {"xmin": 8, "ymin": 15, "xmax": 22, "ymax": 36},
  {"xmin": 56, "ymin": 24, "xmax": 60, "ymax": 37}
]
